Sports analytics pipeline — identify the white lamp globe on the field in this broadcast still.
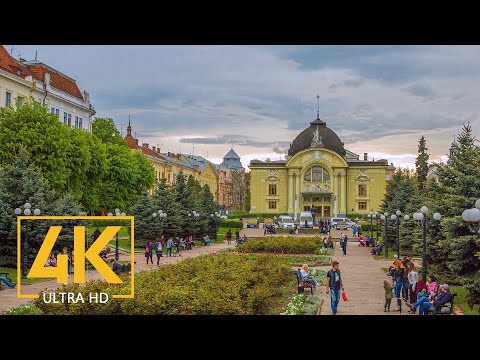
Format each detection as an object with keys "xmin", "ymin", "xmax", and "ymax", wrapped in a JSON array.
[
  {"xmin": 14, "ymin": 208, "xmax": 22, "ymax": 215},
  {"xmin": 34, "ymin": 209, "xmax": 41, "ymax": 216},
  {"xmin": 24, "ymin": 208, "xmax": 31, "ymax": 216},
  {"xmin": 404, "ymin": 215, "xmax": 410, "ymax": 221},
  {"xmin": 107, "ymin": 212, "xmax": 113, "ymax": 217},
  {"xmin": 152, "ymin": 213, "xmax": 157, "ymax": 217},
  {"xmin": 24, "ymin": 203, "xmax": 32, "ymax": 209},
  {"xmin": 384, "ymin": 212, "xmax": 388, "ymax": 216},
  {"xmin": 462, "ymin": 209, "xmax": 471, "ymax": 222},
  {"xmin": 470, "ymin": 208, "xmax": 480, "ymax": 223},
  {"xmin": 396, "ymin": 210, "xmax": 401, "ymax": 216},
  {"xmin": 476, "ymin": 199, "xmax": 480, "ymax": 210},
  {"xmin": 121, "ymin": 212, "xmax": 126, "ymax": 216},
  {"xmin": 433, "ymin": 212, "xmax": 442, "ymax": 221},
  {"xmin": 380, "ymin": 215, "xmax": 386, "ymax": 220},
  {"xmin": 367, "ymin": 214, "xmax": 371, "ymax": 218},
  {"xmin": 391, "ymin": 214, "xmax": 397, "ymax": 220},
  {"xmin": 420, "ymin": 206, "xmax": 428, "ymax": 214}
]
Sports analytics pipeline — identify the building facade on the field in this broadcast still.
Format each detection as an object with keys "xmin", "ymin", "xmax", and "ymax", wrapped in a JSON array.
[
  {"xmin": 0, "ymin": 45, "xmax": 95, "ymax": 131},
  {"xmin": 249, "ymin": 114, "xmax": 389, "ymax": 219}
]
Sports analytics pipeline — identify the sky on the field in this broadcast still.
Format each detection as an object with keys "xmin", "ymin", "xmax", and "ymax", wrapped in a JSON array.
[{"xmin": 7, "ymin": 45, "xmax": 480, "ymax": 170}]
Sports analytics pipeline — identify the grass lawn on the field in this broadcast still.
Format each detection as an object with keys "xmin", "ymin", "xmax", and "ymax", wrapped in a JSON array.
[
  {"xmin": 448, "ymin": 285, "xmax": 479, "ymax": 315},
  {"xmin": 88, "ymin": 226, "xmax": 130, "ymax": 238},
  {"xmin": 0, "ymin": 266, "xmax": 50, "ymax": 284}
]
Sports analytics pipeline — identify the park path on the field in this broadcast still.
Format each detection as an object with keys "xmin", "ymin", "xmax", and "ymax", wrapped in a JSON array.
[{"xmin": 317, "ymin": 243, "xmax": 413, "ymax": 315}]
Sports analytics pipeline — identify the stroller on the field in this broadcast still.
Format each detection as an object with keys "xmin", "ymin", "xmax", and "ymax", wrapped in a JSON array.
[{"xmin": 358, "ymin": 236, "xmax": 366, "ymax": 247}]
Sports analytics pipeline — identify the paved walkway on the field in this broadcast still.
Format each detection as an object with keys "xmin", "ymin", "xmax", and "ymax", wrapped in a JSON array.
[{"xmin": 317, "ymin": 243, "xmax": 416, "ymax": 315}]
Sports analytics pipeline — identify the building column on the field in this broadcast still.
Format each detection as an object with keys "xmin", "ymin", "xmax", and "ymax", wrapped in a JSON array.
[
  {"xmin": 288, "ymin": 173, "xmax": 294, "ymax": 215},
  {"xmin": 294, "ymin": 173, "xmax": 300, "ymax": 220},
  {"xmin": 340, "ymin": 173, "xmax": 346, "ymax": 215},
  {"xmin": 333, "ymin": 172, "xmax": 338, "ymax": 217}
]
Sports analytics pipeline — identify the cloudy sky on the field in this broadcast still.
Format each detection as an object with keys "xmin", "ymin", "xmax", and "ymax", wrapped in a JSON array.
[{"xmin": 7, "ymin": 45, "xmax": 480, "ymax": 169}]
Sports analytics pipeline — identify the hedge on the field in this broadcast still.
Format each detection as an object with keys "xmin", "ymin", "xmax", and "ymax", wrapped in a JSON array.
[
  {"xmin": 34, "ymin": 253, "xmax": 292, "ymax": 315},
  {"xmin": 237, "ymin": 236, "xmax": 324, "ymax": 254},
  {"xmin": 219, "ymin": 219, "xmax": 244, "ymax": 228},
  {"xmin": 276, "ymin": 228, "xmax": 319, "ymax": 234}
]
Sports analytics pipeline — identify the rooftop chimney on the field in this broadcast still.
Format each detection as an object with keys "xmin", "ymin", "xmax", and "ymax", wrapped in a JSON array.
[
  {"xmin": 363, "ymin": 153, "xmax": 368, "ymax": 161},
  {"xmin": 143, "ymin": 143, "xmax": 149, "ymax": 148},
  {"xmin": 152, "ymin": 146, "xmax": 156, "ymax": 152}
]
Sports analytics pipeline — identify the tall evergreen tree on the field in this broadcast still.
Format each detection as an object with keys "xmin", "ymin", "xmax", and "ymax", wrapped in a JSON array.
[
  {"xmin": 131, "ymin": 192, "xmax": 156, "ymax": 247},
  {"xmin": 428, "ymin": 123, "xmax": 480, "ymax": 311},
  {"xmin": 199, "ymin": 184, "xmax": 218, "ymax": 237},
  {"xmin": 151, "ymin": 178, "xmax": 182, "ymax": 239},
  {"xmin": 415, "ymin": 136, "xmax": 430, "ymax": 194}
]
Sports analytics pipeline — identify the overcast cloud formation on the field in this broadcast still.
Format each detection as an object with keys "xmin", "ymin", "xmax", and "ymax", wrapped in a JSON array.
[{"xmin": 8, "ymin": 45, "xmax": 480, "ymax": 169}]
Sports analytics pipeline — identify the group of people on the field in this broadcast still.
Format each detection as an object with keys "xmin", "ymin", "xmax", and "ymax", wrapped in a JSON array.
[
  {"xmin": 351, "ymin": 223, "xmax": 362, "ymax": 237},
  {"xmin": 145, "ymin": 235, "xmax": 193, "ymax": 265},
  {"xmin": 322, "ymin": 236, "xmax": 334, "ymax": 248},
  {"xmin": 383, "ymin": 254, "xmax": 455, "ymax": 315},
  {"xmin": 318, "ymin": 219, "xmax": 331, "ymax": 235},
  {"xmin": 44, "ymin": 247, "xmax": 74, "ymax": 277}
]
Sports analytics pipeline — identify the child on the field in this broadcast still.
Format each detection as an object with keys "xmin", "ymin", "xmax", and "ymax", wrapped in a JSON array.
[
  {"xmin": 454, "ymin": 305, "xmax": 464, "ymax": 315},
  {"xmin": 384, "ymin": 280, "xmax": 393, "ymax": 312}
]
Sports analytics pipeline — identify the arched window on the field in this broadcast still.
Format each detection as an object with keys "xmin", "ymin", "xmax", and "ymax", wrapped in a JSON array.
[{"xmin": 304, "ymin": 166, "xmax": 330, "ymax": 182}]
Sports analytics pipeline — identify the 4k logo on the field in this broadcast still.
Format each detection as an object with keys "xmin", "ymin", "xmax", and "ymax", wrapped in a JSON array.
[{"xmin": 17, "ymin": 216, "xmax": 135, "ymax": 299}]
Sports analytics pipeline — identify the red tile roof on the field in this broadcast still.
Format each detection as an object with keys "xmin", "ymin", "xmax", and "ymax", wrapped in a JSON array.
[
  {"xmin": 0, "ymin": 46, "xmax": 31, "ymax": 78},
  {"xmin": 124, "ymin": 133, "xmax": 166, "ymax": 161},
  {"xmin": 0, "ymin": 45, "xmax": 84, "ymax": 100}
]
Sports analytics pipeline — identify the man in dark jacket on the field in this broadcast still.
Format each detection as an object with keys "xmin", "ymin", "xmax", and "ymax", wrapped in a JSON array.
[
  {"xmin": 419, "ymin": 283, "xmax": 453, "ymax": 315},
  {"xmin": 111, "ymin": 259, "xmax": 123, "ymax": 275}
]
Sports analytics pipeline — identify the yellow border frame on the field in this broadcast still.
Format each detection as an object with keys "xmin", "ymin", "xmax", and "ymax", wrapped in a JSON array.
[{"xmin": 17, "ymin": 216, "xmax": 135, "ymax": 299}]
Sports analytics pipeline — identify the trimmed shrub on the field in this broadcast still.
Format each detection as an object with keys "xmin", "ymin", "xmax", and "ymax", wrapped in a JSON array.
[
  {"xmin": 34, "ymin": 253, "xmax": 291, "ymax": 315},
  {"xmin": 219, "ymin": 219, "xmax": 243, "ymax": 228},
  {"xmin": 238, "ymin": 236, "xmax": 323, "ymax": 254}
]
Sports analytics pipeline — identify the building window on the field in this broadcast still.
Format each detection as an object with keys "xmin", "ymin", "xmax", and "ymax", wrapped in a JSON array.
[
  {"xmin": 51, "ymin": 107, "xmax": 55, "ymax": 113},
  {"xmin": 268, "ymin": 201, "xmax": 277, "ymax": 209},
  {"xmin": 358, "ymin": 184, "xmax": 367, "ymax": 197},
  {"xmin": 79, "ymin": 118, "xmax": 82, "ymax": 129},
  {"xmin": 16, "ymin": 96, "xmax": 23, "ymax": 108},
  {"xmin": 64, "ymin": 112, "xmax": 67, "ymax": 125},
  {"xmin": 75, "ymin": 116, "xmax": 79, "ymax": 129},
  {"xmin": 386, "ymin": 174, "xmax": 391, "ymax": 180},
  {"xmin": 304, "ymin": 166, "xmax": 330, "ymax": 182},
  {"xmin": 56, "ymin": 109, "xmax": 59, "ymax": 118},
  {"xmin": 162, "ymin": 172, "xmax": 165, "ymax": 179},
  {"xmin": 358, "ymin": 201, "xmax": 367, "ymax": 210},
  {"xmin": 68, "ymin": 114, "xmax": 71, "ymax": 127},
  {"xmin": 5, "ymin": 92, "xmax": 11, "ymax": 107},
  {"xmin": 17, "ymin": 69, "xmax": 21, "ymax": 75},
  {"xmin": 268, "ymin": 184, "xmax": 277, "ymax": 195}
]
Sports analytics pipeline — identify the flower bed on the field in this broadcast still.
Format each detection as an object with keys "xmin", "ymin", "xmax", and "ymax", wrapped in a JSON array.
[
  {"xmin": 34, "ymin": 253, "xmax": 292, "ymax": 315},
  {"xmin": 237, "ymin": 236, "xmax": 324, "ymax": 254},
  {"xmin": 281, "ymin": 293, "xmax": 321, "ymax": 315}
]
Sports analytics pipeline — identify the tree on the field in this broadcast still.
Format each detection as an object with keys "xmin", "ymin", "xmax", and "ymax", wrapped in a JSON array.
[
  {"xmin": 92, "ymin": 117, "xmax": 127, "ymax": 146},
  {"xmin": 428, "ymin": 123, "xmax": 480, "ymax": 311},
  {"xmin": 415, "ymin": 136, "xmax": 429, "ymax": 194},
  {"xmin": 151, "ymin": 178, "xmax": 182, "ymax": 239},
  {"xmin": 131, "ymin": 192, "xmax": 156, "ymax": 247},
  {"xmin": 229, "ymin": 170, "xmax": 249, "ymax": 212},
  {"xmin": 199, "ymin": 184, "xmax": 218, "ymax": 237}
]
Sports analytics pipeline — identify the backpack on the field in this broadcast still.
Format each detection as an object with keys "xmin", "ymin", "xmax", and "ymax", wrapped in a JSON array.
[
  {"xmin": 157, "ymin": 243, "xmax": 163, "ymax": 252},
  {"xmin": 145, "ymin": 246, "xmax": 150, "ymax": 254}
]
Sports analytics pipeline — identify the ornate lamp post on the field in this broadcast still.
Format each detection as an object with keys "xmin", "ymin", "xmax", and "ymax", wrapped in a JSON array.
[
  {"xmin": 367, "ymin": 212, "xmax": 373, "ymax": 244},
  {"xmin": 153, "ymin": 210, "xmax": 168, "ymax": 243},
  {"xmin": 413, "ymin": 206, "xmax": 442, "ymax": 283},
  {"xmin": 381, "ymin": 212, "xmax": 388, "ymax": 257},
  {"xmin": 14, "ymin": 203, "xmax": 41, "ymax": 279},
  {"xmin": 374, "ymin": 212, "xmax": 379, "ymax": 247},
  {"xmin": 108, "ymin": 209, "xmax": 126, "ymax": 260},
  {"xmin": 188, "ymin": 211, "xmax": 200, "ymax": 242},
  {"xmin": 210, "ymin": 212, "xmax": 221, "ymax": 241},
  {"xmin": 462, "ymin": 199, "xmax": 480, "ymax": 234},
  {"xmin": 389, "ymin": 209, "xmax": 402, "ymax": 257}
]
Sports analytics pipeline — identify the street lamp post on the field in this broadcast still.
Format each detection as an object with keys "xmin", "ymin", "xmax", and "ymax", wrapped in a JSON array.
[
  {"xmin": 210, "ymin": 212, "xmax": 221, "ymax": 241},
  {"xmin": 188, "ymin": 211, "xmax": 200, "ymax": 242},
  {"xmin": 462, "ymin": 199, "xmax": 480, "ymax": 235},
  {"xmin": 381, "ymin": 212, "xmax": 388, "ymax": 257},
  {"xmin": 413, "ymin": 206, "xmax": 442, "ymax": 283},
  {"xmin": 367, "ymin": 212, "xmax": 373, "ymax": 246},
  {"xmin": 153, "ymin": 210, "xmax": 168, "ymax": 242},
  {"xmin": 374, "ymin": 212, "xmax": 379, "ymax": 247},
  {"xmin": 14, "ymin": 203, "xmax": 41, "ymax": 279},
  {"xmin": 389, "ymin": 209, "xmax": 402, "ymax": 257}
]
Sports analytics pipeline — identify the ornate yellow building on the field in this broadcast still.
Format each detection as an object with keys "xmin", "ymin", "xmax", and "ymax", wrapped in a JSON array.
[{"xmin": 249, "ymin": 115, "xmax": 389, "ymax": 218}]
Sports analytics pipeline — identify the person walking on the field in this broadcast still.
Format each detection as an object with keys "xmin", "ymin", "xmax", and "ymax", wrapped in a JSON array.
[
  {"xmin": 226, "ymin": 229, "xmax": 232, "ymax": 244},
  {"xmin": 165, "ymin": 237, "xmax": 174, "ymax": 257},
  {"xmin": 235, "ymin": 230, "xmax": 240, "ymax": 244},
  {"xmin": 407, "ymin": 262, "xmax": 418, "ymax": 304},
  {"xmin": 352, "ymin": 224, "xmax": 357, "ymax": 237},
  {"xmin": 154, "ymin": 238, "xmax": 163, "ymax": 265},
  {"xmin": 339, "ymin": 233, "xmax": 348, "ymax": 255},
  {"xmin": 357, "ymin": 225, "xmax": 362, "ymax": 237},
  {"xmin": 383, "ymin": 280, "xmax": 393, "ymax": 312},
  {"xmin": 326, "ymin": 261, "xmax": 344, "ymax": 315},
  {"xmin": 401, "ymin": 255, "xmax": 411, "ymax": 301},
  {"xmin": 392, "ymin": 259, "xmax": 406, "ymax": 311},
  {"xmin": 145, "ymin": 241, "xmax": 153, "ymax": 264}
]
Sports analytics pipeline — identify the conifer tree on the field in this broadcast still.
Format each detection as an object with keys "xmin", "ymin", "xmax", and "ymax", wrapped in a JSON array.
[
  {"xmin": 151, "ymin": 178, "xmax": 182, "ymax": 239},
  {"xmin": 131, "ymin": 191, "xmax": 156, "ymax": 247},
  {"xmin": 415, "ymin": 136, "xmax": 430, "ymax": 194}
]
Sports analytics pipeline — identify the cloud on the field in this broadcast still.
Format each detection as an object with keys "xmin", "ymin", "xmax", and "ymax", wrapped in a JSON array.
[{"xmin": 8, "ymin": 45, "xmax": 480, "ymax": 170}]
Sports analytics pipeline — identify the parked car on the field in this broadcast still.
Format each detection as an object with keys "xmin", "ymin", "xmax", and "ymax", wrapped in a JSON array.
[
  {"xmin": 246, "ymin": 219, "xmax": 259, "ymax": 228},
  {"xmin": 299, "ymin": 211, "xmax": 314, "ymax": 228},
  {"xmin": 335, "ymin": 220, "xmax": 348, "ymax": 230},
  {"xmin": 345, "ymin": 219, "xmax": 357, "ymax": 228},
  {"xmin": 330, "ymin": 217, "xmax": 348, "ymax": 230},
  {"xmin": 278, "ymin": 215, "xmax": 295, "ymax": 229}
]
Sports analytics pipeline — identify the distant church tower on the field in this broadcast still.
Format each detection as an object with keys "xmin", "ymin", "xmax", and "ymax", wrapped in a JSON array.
[{"xmin": 222, "ymin": 148, "xmax": 244, "ymax": 171}]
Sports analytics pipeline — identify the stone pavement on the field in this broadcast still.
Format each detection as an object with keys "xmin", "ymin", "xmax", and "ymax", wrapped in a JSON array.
[{"xmin": 317, "ymin": 243, "xmax": 412, "ymax": 315}]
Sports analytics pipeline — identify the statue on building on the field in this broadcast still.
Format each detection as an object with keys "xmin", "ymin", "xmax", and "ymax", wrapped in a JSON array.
[{"xmin": 311, "ymin": 125, "xmax": 323, "ymax": 148}]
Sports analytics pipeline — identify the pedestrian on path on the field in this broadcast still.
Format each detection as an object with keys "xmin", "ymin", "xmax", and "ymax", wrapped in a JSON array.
[
  {"xmin": 326, "ymin": 261, "xmax": 344, "ymax": 315},
  {"xmin": 145, "ymin": 241, "xmax": 153, "ymax": 264},
  {"xmin": 383, "ymin": 280, "xmax": 393, "ymax": 312},
  {"xmin": 339, "ymin": 233, "xmax": 348, "ymax": 255},
  {"xmin": 226, "ymin": 229, "xmax": 232, "ymax": 244},
  {"xmin": 154, "ymin": 239, "xmax": 163, "ymax": 265},
  {"xmin": 358, "ymin": 225, "xmax": 362, "ymax": 236},
  {"xmin": 352, "ymin": 224, "xmax": 357, "ymax": 237},
  {"xmin": 235, "ymin": 230, "xmax": 240, "ymax": 244},
  {"xmin": 166, "ymin": 237, "xmax": 173, "ymax": 256},
  {"xmin": 392, "ymin": 259, "xmax": 406, "ymax": 312}
]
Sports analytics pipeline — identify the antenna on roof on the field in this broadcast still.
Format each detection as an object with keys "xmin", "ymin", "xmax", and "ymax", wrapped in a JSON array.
[
  {"xmin": 10, "ymin": 45, "xmax": 14, "ymax": 56},
  {"xmin": 159, "ymin": 143, "xmax": 163, "ymax": 153},
  {"xmin": 35, "ymin": 50, "xmax": 38, "ymax": 61},
  {"xmin": 192, "ymin": 144, "xmax": 195, "ymax": 155},
  {"xmin": 134, "ymin": 132, "xmax": 137, "ymax": 138},
  {"xmin": 316, "ymin": 94, "xmax": 320, "ymax": 119}
]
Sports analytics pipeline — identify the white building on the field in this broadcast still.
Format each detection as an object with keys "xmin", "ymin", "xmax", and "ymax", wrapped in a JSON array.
[{"xmin": 0, "ymin": 45, "xmax": 95, "ymax": 131}]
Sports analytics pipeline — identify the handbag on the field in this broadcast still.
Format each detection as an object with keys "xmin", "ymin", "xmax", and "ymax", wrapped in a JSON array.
[{"xmin": 341, "ymin": 291, "xmax": 348, "ymax": 302}]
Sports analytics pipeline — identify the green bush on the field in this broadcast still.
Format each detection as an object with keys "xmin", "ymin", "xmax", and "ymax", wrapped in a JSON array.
[
  {"xmin": 34, "ymin": 253, "xmax": 292, "ymax": 315},
  {"xmin": 299, "ymin": 295, "xmax": 321, "ymax": 315},
  {"xmin": 2, "ymin": 303, "xmax": 42, "ymax": 315},
  {"xmin": 238, "ymin": 236, "xmax": 323, "ymax": 254},
  {"xmin": 219, "ymin": 219, "xmax": 244, "ymax": 228}
]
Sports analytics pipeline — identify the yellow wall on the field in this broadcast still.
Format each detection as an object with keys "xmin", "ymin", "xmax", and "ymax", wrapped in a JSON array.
[
  {"xmin": 0, "ymin": 71, "xmax": 34, "ymax": 109},
  {"xmin": 249, "ymin": 167, "xmax": 288, "ymax": 213},
  {"xmin": 346, "ymin": 167, "xmax": 387, "ymax": 214},
  {"xmin": 198, "ymin": 163, "xmax": 218, "ymax": 199}
]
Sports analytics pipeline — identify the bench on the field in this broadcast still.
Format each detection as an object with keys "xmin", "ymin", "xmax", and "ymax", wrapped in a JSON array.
[
  {"xmin": 430, "ymin": 293, "xmax": 457, "ymax": 315},
  {"xmin": 0, "ymin": 272, "xmax": 12, "ymax": 290},
  {"xmin": 371, "ymin": 243, "xmax": 384, "ymax": 256},
  {"xmin": 294, "ymin": 269, "xmax": 314, "ymax": 295}
]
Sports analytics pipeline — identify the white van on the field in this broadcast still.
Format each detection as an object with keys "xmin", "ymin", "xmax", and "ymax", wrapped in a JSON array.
[
  {"xmin": 299, "ymin": 211, "xmax": 314, "ymax": 228},
  {"xmin": 278, "ymin": 215, "xmax": 294, "ymax": 229}
]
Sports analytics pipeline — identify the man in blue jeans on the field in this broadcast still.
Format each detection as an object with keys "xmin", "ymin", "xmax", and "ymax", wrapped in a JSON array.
[
  {"xmin": 0, "ymin": 276, "xmax": 16, "ymax": 288},
  {"xmin": 326, "ymin": 261, "xmax": 344, "ymax": 315}
]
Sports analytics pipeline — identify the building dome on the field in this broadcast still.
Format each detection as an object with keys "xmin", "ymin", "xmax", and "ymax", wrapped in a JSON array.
[{"xmin": 287, "ymin": 116, "xmax": 346, "ymax": 157}]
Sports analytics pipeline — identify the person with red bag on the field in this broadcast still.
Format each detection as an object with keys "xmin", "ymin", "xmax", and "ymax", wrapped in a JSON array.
[{"xmin": 326, "ymin": 261, "xmax": 344, "ymax": 315}]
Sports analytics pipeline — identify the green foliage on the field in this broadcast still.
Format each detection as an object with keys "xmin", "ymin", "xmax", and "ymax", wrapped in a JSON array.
[
  {"xmin": 286, "ymin": 254, "xmax": 331, "ymax": 266},
  {"xmin": 2, "ymin": 303, "xmax": 42, "ymax": 315},
  {"xmin": 299, "ymin": 295, "xmax": 321, "ymax": 315},
  {"xmin": 220, "ymin": 219, "xmax": 243, "ymax": 228},
  {"xmin": 281, "ymin": 293, "xmax": 305, "ymax": 315},
  {"xmin": 151, "ymin": 178, "xmax": 182, "ymax": 238},
  {"xmin": 36, "ymin": 254, "xmax": 292, "ymax": 315},
  {"xmin": 238, "ymin": 236, "xmax": 323, "ymax": 254},
  {"xmin": 92, "ymin": 117, "xmax": 127, "ymax": 146},
  {"xmin": 131, "ymin": 192, "xmax": 156, "ymax": 247},
  {"xmin": 226, "ymin": 212, "xmax": 288, "ymax": 219}
]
